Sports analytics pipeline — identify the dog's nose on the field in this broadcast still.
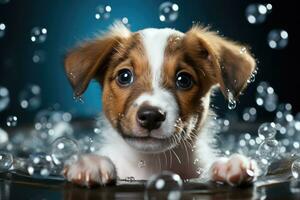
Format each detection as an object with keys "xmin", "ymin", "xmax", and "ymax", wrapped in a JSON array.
[{"xmin": 137, "ymin": 106, "xmax": 166, "ymax": 131}]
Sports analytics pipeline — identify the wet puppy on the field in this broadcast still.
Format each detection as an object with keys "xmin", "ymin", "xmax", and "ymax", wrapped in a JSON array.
[{"xmin": 63, "ymin": 22, "xmax": 258, "ymax": 187}]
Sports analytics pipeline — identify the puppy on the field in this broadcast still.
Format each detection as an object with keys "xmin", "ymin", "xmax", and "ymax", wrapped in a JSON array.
[{"xmin": 63, "ymin": 22, "xmax": 258, "ymax": 187}]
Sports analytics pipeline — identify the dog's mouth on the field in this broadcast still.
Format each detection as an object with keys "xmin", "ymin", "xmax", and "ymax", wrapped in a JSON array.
[{"xmin": 122, "ymin": 134, "xmax": 176, "ymax": 153}]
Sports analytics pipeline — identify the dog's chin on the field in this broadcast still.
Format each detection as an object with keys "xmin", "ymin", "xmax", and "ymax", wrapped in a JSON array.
[{"xmin": 122, "ymin": 135, "xmax": 176, "ymax": 153}]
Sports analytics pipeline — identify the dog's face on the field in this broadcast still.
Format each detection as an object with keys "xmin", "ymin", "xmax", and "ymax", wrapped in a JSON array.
[{"xmin": 64, "ymin": 23, "xmax": 256, "ymax": 153}]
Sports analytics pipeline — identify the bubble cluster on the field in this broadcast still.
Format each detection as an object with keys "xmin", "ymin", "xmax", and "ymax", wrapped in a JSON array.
[
  {"xmin": 0, "ymin": 86, "xmax": 9, "ymax": 112},
  {"xmin": 159, "ymin": 2, "xmax": 179, "ymax": 22},
  {"xmin": 95, "ymin": 5, "xmax": 112, "ymax": 20},
  {"xmin": 19, "ymin": 84, "xmax": 41, "ymax": 110},
  {"xmin": 27, "ymin": 152, "xmax": 53, "ymax": 177},
  {"xmin": 267, "ymin": 29, "xmax": 289, "ymax": 49},
  {"xmin": 30, "ymin": 27, "xmax": 47, "ymax": 43},
  {"xmin": 242, "ymin": 107, "xmax": 257, "ymax": 122},
  {"xmin": 145, "ymin": 171, "xmax": 182, "ymax": 200},
  {"xmin": 245, "ymin": 3, "xmax": 272, "ymax": 24},
  {"xmin": 6, "ymin": 115, "xmax": 18, "ymax": 127},
  {"xmin": 256, "ymin": 82, "xmax": 278, "ymax": 112},
  {"xmin": 0, "ymin": 22, "xmax": 6, "ymax": 38}
]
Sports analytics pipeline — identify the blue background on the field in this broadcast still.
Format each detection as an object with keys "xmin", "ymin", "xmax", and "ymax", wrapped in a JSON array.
[{"xmin": 0, "ymin": 0, "xmax": 299, "ymax": 124}]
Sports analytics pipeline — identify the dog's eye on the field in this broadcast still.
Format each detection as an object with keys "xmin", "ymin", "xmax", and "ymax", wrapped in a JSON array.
[
  {"xmin": 176, "ymin": 72, "xmax": 193, "ymax": 90},
  {"xmin": 116, "ymin": 69, "xmax": 134, "ymax": 86}
]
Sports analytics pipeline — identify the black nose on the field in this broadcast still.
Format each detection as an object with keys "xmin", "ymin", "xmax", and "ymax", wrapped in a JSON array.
[{"xmin": 137, "ymin": 106, "xmax": 166, "ymax": 131}]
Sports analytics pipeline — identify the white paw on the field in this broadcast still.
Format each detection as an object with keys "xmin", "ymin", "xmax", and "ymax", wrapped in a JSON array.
[
  {"xmin": 210, "ymin": 154, "xmax": 258, "ymax": 186},
  {"xmin": 63, "ymin": 154, "xmax": 117, "ymax": 187}
]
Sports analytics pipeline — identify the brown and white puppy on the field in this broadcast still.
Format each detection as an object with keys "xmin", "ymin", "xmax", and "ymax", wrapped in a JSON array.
[{"xmin": 63, "ymin": 22, "xmax": 258, "ymax": 187}]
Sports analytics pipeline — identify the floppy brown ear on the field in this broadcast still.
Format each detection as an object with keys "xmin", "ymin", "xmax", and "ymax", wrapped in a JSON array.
[
  {"xmin": 64, "ymin": 37, "xmax": 118, "ymax": 97},
  {"xmin": 64, "ymin": 22, "xmax": 131, "ymax": 97},
  {"xmin": 186, "ymin": 26, "xmax": 256, "ymax": 99}
]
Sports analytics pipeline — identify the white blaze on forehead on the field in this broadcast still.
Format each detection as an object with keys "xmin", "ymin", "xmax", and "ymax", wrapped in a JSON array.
[
  {"xmin": 139, "ymin": 28, "xmax": 184, "ymax": 88},
  {"xmin": 134, "ymin": 28, "xmax": 184, "ymax": 137}
]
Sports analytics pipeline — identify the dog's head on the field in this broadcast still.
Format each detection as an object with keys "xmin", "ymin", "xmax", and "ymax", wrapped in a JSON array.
[{"xmin": 64, "ymin": 22, "xmax": 256, "ymax": 153}]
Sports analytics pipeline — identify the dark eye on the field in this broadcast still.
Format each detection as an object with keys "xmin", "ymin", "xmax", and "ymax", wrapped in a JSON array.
[
  {"xmin": 116, "ymin": 69, "xmax": 134, "ymax": 86},
  {"xmin": 176, "ymin": 72, "xmax": 193, "ymax": 90}
]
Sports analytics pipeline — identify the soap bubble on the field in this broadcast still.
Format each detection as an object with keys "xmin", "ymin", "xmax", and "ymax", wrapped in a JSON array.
[
  {"xmin": 94, "ymin": 5, "xmax": 111, "ymax": 20},
  {"xmin": 267, "ymin": 29, "xmax": 288, "ymax": 49},
  {"xmin": 0, "ymin": 86, "xmax": 9, "ymax": 112},
  {"xmin": 159, "ymin": 2, "xmax": 179, "ymax": 22},
  {"xmin": 51, "ymin": 137, "xmax": 79, "ymax": 166},
  {"xmin": 19, "ymin": 84, "xmax": 41, "ymax": 110},
  {"xmin": 27, "ymin": 152, "xmax": 53, "ymax": 177},
  {"xmin": 6, "ymin": 115, "xmax": 17, "ymax": 127},
  {"xmin": 0, "ymin": 23, "xmax": 6, "ymax": 38},
  {"xmin": 31, "ymin": 27, "xmax": 47, "ymax": 43},
  {"xmin": 245, "ymin": 3, "xmax": 271, "ymax": 24},
  {"xmin": 257, "ymin": 139, "xmax": 281, "ymax": 161},
  {"xmin": 32, "ymin": 50, "xmax": 46, "ymax": 64},
  {"xmin": 292, "ymin": 159, "xmax": 300, "ymax": 179},
  {"xmin": 145, "ymin": 171, "xmax": 182, "ymax": 200},
  {"xmin": 0, "ymin": 152, "xmax": 13, "ymax": 172},
  {"xmin": 242, "ymin": 107, "xmax": 257, "ymax": 122},
  {"xmin": 258, "ymin": 122, "xmax": 277, "ymax": 140},
  {"xmin": 125, "ymin": 176, "xmax": 135, "ymax": 182},
  {"xmin": 0, "ymin": 128, "xmax": 9, "ymax": 147}
]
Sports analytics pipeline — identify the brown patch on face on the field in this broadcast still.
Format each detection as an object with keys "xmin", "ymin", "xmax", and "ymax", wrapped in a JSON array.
[
  {"xmin": 162, "ymin": 34, "xmax": 215, "ymax": 130},
  {"xmin": 101, "ymin": 34, "xmax": 153, "ymax": 136}
]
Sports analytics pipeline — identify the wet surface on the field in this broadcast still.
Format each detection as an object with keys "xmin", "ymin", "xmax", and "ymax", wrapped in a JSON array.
[{"xmin": 1, "ymin": 171, "xmax": 300, "ymax": 200}]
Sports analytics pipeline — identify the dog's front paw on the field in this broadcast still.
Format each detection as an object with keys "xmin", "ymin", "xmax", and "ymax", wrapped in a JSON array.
[
  {"xmin": 63, "ymin": 154, "xmax": 117, "ymax": 187},
  {"xmin": 210, "ymin": 154, "xmax": 258, "ymax": 186}
]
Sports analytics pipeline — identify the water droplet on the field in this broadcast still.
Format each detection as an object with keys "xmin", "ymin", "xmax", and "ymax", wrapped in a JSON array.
[
  {"xmin": 19, "ymin": 84, "xmax": 41, "ymax": 110},
  {"xmin": 159, "ymin": 2, "xmax": 179, "ymax": 22},
  {"xmin": 73, "ymin": 95, "xmax": 84, "ymax": 104},
  {"xmin": 0, "ymin": 22, "xmax": 6, "ymax": 38},
  {"xmin": 0, "ymin": 152, "xmax": 13, "ymax": 172},
  {"xmin": 30, "ymin": 27, "xmax": 47, "ymax": 43},
  {"xmin": 6, "ymin": 115, "xmax": 17, "ymax": 127},
  {"xmin": 145, "ymin": 171, "xmax": 182, "ymax": 200},
  {"xmin": 0, "ymin": 86, "xmax": 9, "ymax": 112},
  {"xmin": 50, "ymin": 137, "xmax": 79, "ymax": 166},
  {"xmin": 138, "ymin": 160, "xmax": 146, "ymax": 168},
  {"xmin": 240, "ymin": 47, "xmax": 247, "ymax": 54},
  {"xmin": 227, "ymin": 90, "xmax": 236, "ymax": 110},
  {"xmin": 267, "ymin": 29, "xmax": 288, "ymax": 49},
  {"xmin": 258, "ymin": 122, "xmax": 277, "ymax": 140},
  {"xmin": 95, "ymin": 5, "xmax": 111, "ymax": 20},
  {"xmin": 245, "ymin": 3, "xmax": 270, "ymax": 24}
]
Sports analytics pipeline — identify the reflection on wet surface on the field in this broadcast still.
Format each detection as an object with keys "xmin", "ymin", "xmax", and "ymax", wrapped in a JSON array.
[{"xmin": 1, "ymin": 171, "xmax": 300, "ymax": 200}]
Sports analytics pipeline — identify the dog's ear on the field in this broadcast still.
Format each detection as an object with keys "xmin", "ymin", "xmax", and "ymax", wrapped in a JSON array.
[
  {"xmin": 64, "ymin": 23, "xmax": 131, "ymax": 97},
  {"xmin": 185, "ymin": 26, "xmax": 256, "ymax": 99}
]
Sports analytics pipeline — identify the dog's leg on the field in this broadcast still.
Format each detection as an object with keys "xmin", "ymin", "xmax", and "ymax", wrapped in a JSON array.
[
  {"xmin": 209, "ymin": 154, "xmax": 258, "ymax": 186},
  {"xmin": 63, "ymin": 154, "xmax": 117, "ymax": 187}
]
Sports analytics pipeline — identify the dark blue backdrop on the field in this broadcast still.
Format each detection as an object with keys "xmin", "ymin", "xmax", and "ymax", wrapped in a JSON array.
[{"xmin": 0, "ymin": 0, "xmax": 299, "ymax": 124}]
